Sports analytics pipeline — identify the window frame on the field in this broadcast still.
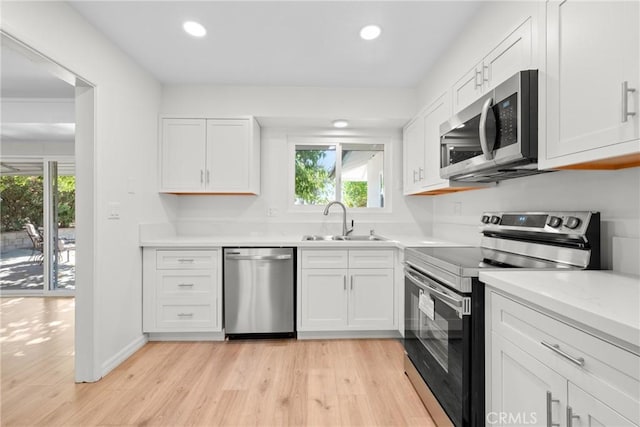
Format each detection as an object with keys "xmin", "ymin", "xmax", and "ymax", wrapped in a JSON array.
[{"xmin": 287, "ymin": 136, "xmax": 392, "ymax": 213}]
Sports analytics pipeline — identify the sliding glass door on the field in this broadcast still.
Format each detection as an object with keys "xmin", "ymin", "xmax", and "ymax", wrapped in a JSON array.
[{"xmin": 0, "ymin": 159, "xmax": 75, "ymax": 294}]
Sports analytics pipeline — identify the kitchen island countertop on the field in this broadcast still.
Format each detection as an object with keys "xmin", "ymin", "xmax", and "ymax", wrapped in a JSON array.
[{"xmin": 480, "ymin": 269, "xmax": 640, "ymax": 354}]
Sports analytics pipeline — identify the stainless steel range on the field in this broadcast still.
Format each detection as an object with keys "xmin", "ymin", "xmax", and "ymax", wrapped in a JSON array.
[{"xmin": 403, "ymin": 211, "xmax": 600, "ymax": 427}]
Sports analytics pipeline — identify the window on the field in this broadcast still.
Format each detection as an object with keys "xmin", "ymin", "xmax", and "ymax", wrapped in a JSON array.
[{"xmin": 291, "ymin": 139, "xmax": 386, "ymax": 209}]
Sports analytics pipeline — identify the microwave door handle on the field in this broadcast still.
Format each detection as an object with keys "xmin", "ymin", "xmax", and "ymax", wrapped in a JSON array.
[{"xmin": 479, "ymin": 97, "xmax": 495, "ymax": 160}]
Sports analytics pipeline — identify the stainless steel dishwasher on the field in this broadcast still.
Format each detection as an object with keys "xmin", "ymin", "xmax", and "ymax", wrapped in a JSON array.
[{"xmin": 223, "ymin": 247, "xmax": 295, "ymax": 338}]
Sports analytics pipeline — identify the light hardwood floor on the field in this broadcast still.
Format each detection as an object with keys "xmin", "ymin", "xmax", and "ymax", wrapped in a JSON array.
[{"xmin": 1, "ymin": 297, "xmax": 434, "ymax": 426}]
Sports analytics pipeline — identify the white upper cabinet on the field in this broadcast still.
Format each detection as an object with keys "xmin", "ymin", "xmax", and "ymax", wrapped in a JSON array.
[
  {"xmin": 160, "ymin": 117, "xmax": 261, "ymax": 194},
  {"xmin": 402, "ymin": 114, "xmax": 425, "ymax": 195},
  {"xmin": 403, "ymin": 91, "xmax": 487, "ymax": 195},
  {"xmin": 542, "ymin": 0, "xmax": 640, "ymax": 170},
  {"xmin": 453, "ymin": 18, "xmax": 533, "ymax": 113},
  {"xmin": 160, "ymin": 119, "xmax": 207, "ymax": 192},
  {"xmin": 421, "ymin": 92, "xmax": 470, "ymax": 193}
]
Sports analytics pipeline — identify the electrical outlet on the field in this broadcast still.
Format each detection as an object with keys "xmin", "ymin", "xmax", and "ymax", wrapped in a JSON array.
[
  {"xmin": 107, "ymin": 202, "xmax": 121, "ymax": 220},
  {"xmin": 267, "ymin": 208, "xmax": 279, "ymax": 217},
  {"xmin": 454, "ymin": 202, "xmax": 462, "ymax": 216}
]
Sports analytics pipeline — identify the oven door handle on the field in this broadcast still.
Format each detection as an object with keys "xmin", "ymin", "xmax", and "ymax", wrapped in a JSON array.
[{"xmin": 404, "ymin": 267, "xmax": 466, "ymax": 315}]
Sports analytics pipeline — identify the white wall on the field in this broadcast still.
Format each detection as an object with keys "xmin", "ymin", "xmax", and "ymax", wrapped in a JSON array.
[
  {"xmin": 161, "ymin": 85, "xmax": 435, "ymax": 238},
  {"xmin": 414, "ymin": 1, "xmax": 640, "ymax": 269},
  {"xmin": 161, "ymin": 85, "xmax": 417, "ymax": 121},
  {"xmin": 1, "ymin": 2, "xmax": 176, "ymax": 379},
  {"xmin": 431, "ymin": 169, "xmax": 640, "ymax": 269},
  {"xmin": 172, "ymin": 126, "xmax": 434, "ymax": 238}
]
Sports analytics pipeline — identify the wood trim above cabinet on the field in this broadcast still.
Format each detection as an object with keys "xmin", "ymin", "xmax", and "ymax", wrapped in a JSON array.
[
  {"xmin": 161, "ymin": 191, "xmax": 259, "ymax": 195},
  {"xmin": 555, "ymin": 152, "xmax": 640, "ymax": 171},
  {"xmin": 410, "ymin": 186, "xmax": 485, "ymax": 196}
]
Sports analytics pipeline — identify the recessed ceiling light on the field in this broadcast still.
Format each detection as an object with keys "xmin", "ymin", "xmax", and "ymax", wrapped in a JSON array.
[
  {"xmin": 360, "ymin": 25, "xmax": 382, "ymax": 41},
  {"xmin": 332, "ymin": 119, "xmax": 349, "ymax": 128},
  {"xmin": 183, "ymin": 21, "xmax": 207, "ymax": 38}
]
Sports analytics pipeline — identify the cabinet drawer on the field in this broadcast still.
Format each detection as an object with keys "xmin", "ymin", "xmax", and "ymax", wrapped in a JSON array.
[
  {"xmin": 348, "ymin": 250, "xmax": 394, "ymax": 269},
  {"xmin": 157, "ymin": 271, "xmax": 215, "ymax": 296},
  {"xmin": 301, "ymin": 250, "xmax": 348, "ymax": 269},
  {"xmin": 157, "ymin": 303, "xmax": 215, "ymax": 329},
  {"xmin": 156, "ymin": 250, "xmax": 217, "ymax": 269},
  {"xmin": 490, "ymin": 291, "xmax": 640, "ymax": 421}
]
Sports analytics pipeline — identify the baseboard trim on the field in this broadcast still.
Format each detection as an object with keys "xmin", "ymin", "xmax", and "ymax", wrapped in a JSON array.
[
  {"xmin": 297, "ymin": 330, "xmax": 401, "ymax": 340},
  {"xmin": 100, "ymin": 334, "xmax": 148, "ymax": 378},
  {"xmin": 147, "ymin": 331, "xmax": 225, "ymax": 341}
]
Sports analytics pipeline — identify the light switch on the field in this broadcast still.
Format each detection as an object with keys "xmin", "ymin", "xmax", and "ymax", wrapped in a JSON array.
[
  {"xmin": 108, "ymin": 202, "xmax": 121, "ymax": 220},
  {"xmin": 127, "ymin": 178, "xmax": 136, "ymax": 194}
]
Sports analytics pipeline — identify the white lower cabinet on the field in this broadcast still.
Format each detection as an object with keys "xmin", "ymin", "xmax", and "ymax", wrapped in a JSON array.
[
  {"xmin": 298, "ymin": 249, "xmax": 395, "ymax": 332},
  {"xmin": 348, "ymin": 269, "xmax": 394, "ymax": 328},
  {"xmin": 487, "ymin": 290, "xmax": 639, "ymax": 427},
  {"xmin": 143, "ymin": 248, "xmax": 221, "ymax": 336},
  {"xmin": 490, "ymin": 332, "xmax": 567, "ymax": 426},
  {"xmin": 299, "ymin": 269, "xmax": 348, "ymax": 329}
]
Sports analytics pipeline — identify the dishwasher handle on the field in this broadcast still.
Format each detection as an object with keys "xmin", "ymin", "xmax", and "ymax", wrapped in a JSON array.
[{"xmin": 225, "ymin": 254, "xmax": 292, "ymax": 261}]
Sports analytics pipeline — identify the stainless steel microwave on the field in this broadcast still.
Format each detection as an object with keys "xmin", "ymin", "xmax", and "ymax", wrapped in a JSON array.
[{"xmin": 440, "ymin": 70, "xmax": 547, "ymax": 183}]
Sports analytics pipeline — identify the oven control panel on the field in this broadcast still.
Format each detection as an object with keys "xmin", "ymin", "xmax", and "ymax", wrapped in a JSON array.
[{"xmin": 480, "ymin": 211, "xmax": 596, "ymax": 235}]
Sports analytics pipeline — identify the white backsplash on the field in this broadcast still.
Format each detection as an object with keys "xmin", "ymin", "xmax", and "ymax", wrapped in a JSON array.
[{"xmin": 431, "ymin": 168, "xmax": 640, "ymax": 270}]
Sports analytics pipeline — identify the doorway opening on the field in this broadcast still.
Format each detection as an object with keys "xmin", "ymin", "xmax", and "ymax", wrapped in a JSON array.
[{"xmin": 1, "ymin": 29, "xmax": 97, "ymax": 382}]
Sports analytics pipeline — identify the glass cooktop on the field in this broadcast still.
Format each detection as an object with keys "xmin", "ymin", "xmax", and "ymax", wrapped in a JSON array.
[{"xmin": 406, "ymin": 246, "xmax": 571, "ymax": 279}]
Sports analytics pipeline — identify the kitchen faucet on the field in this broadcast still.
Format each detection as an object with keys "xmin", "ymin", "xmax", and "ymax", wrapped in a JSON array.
[{"xmin": 323, "ymin": 201, "xmax": 353, "ymax": 236}]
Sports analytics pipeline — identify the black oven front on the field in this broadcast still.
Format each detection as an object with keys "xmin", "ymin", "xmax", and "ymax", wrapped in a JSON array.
[{"xmin": 404, "ymin": 264, "xmax": 484, "ymax": 427}]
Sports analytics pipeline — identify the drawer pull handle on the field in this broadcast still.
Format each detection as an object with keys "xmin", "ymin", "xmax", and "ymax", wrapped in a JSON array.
[
  {"xmin": 177, "ymin": 313, "xmax": 194, "ymax": 318},
  {"xmin": 177, "ymin": 258, "xmax": 195, "ymax": 263},
  {"xmin": 567, "ymin": 406, "xmax": 580, "ymax": 427},
  {"xmin": 546, "ymin": 391, "xmax": 560, "ymax": 427},
  {"xmin": 177, "ymin": 283, "xmax": 194, "ymax": 287},
  {"xmin": 541, "ymin": 341, "xmax": 585, "ymax": 367},
  {"xmin": 622, "ymin": 81, "xmax": 636, "ymax": 123}
]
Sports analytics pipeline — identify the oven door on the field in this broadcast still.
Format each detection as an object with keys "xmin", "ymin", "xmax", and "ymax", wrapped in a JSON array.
[{"xmin": 404, "ymin": 265, "xmax": 471, "ymax": 427}]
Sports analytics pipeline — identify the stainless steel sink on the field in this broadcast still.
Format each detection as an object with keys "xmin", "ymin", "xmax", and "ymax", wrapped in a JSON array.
[{"xmin": 302, "ymin": 234, "xmax": 386, "ymax": 242}]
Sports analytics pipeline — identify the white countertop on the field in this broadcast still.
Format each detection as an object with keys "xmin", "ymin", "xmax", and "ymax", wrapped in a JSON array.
[
  {"xmin": 480, "ymin": 270, "xmax": 640, "ymax": 353},
  {"xmin": 139, "ymin": 233, "xmax": 465, "ymax": 249}
]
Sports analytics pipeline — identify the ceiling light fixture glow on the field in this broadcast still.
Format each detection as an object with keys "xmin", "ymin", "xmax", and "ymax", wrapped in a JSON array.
[
  {"xmin": 332, "ymin": 119, "xmax": 349, "ymax": 128},
  {"xmin": 360, "ymin": 25, "xmax": 382, "ymax": 41},
  {"xmin": 183, "ymin": 21, "xmax": 207, "ymax": 38}
]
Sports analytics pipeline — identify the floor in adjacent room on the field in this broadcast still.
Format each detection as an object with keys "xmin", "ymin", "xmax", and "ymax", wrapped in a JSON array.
[{"xmin": 0, "ymin": 297, "xmax": 434, "ymax": 426}]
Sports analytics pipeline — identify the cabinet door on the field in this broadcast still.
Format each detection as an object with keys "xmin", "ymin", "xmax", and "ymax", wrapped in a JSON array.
[
  {"xmin": 490, "ymin": 333, "xmax": 566, "ymax": 427},
  {"xmin": 452, "ymin": 66, "xmax": 483, "ymax": 113},
  {"xmin": 299, "ymin": 269, "xmax": 347, "ymax": 330},
  {"xmin": 422, "ymin": 92, "xmax": 451, "ymax": 190},
  {"xmin": 545, "ymin": 0, "xmax": 639, "ymax": 164},
  {"xmin": 568, "ymin": 382, "xmax": 638, "ymax": 427},
  {"xmin": 160, "ymin": 119, "xmax": 206, "ymax": 191},
  {"xmin": 348, "ymin": 269, "xmax": 394, "ymax": 329},
  {"xmin": 402, "ymin": 116, "xmax": 425, "ymax": 195},
  {"xmin": 484, "ymin": 18, "xmax": 532, "ymax": 91},
  {"xmin": 206, "ymin": 119, "xmax": 251, "ymax": 192}
]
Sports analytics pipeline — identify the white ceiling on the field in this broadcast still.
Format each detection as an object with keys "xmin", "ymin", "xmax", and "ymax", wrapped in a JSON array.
[
  {"xmin": 69, "ymin": 1, "xmax": 483, "ymax": 88},
  {"xmin": 1, "ymin": 40, "xmax": 75, "ymax": 99},
  {"xmin": 1, "ymin": 39, "xmax": 76, "ymax": 145},
  {"xmin": 1, "ymin": 1, "xmax": 483, "ymax": 146}
]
